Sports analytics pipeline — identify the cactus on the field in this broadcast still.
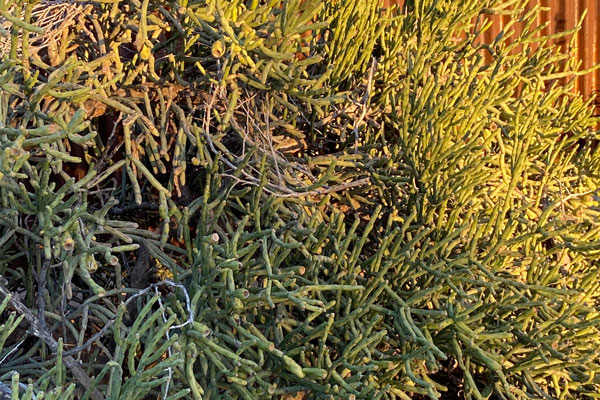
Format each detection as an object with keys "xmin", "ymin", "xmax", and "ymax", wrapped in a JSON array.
[{"xmin": 0, "ymin": 0, "xmax": 599, "ymax": 399}]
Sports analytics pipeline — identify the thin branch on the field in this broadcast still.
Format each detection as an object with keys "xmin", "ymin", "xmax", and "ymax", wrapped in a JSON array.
[
  {"xmin": 352, "ymin": 57, "xmax": 377, "ymax": 151},
  {"xmin": 276, "ymin": 177, "xmax": 372, "ymax": 198},
  {"xmin": 0, "ymin": 339, "xmax": 25, "ymax": 366},
  {"xmin": 0, "ymin": 284, "xmax": 105, "ymax": 400}
]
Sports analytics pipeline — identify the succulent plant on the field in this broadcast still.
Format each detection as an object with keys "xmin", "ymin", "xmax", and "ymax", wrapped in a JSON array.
[{"xmin": 1, "ymin": 0, "xmax": 600, "ymax": 399}]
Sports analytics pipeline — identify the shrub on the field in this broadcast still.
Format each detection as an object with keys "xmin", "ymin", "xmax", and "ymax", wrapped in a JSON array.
[{"xmin": 0, "ymin": 0, "xmax": 599, "ymax": 399}]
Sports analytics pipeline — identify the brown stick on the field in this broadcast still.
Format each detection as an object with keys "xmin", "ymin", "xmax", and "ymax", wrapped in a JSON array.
[{"xmin": 125, "ymin": 243, "xmax": 151, "ymax": 326}]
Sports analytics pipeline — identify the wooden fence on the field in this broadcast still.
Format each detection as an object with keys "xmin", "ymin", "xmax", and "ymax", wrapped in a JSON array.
[{"xmin": 383, "ymin": 0, "xmax": 600, "ymax": 107}]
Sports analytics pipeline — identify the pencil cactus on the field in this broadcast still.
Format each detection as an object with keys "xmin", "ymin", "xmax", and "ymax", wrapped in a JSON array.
[{"xmin": 0, "ymin": 0, "xmax": 599, "ymax": 399}]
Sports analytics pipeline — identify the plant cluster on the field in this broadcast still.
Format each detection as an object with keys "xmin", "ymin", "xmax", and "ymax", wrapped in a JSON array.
[{"xmin": 0, "ymin": 0, "xmax": 599, "ymax": 399}]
